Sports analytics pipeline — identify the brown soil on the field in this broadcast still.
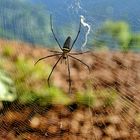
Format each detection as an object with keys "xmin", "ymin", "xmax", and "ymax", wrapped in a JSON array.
[{"xmin": 0, "ymin": 39, "xmax": 140, "ymax": 140}]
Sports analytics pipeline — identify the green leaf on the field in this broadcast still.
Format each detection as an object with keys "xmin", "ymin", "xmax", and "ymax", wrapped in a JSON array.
[
  {"xmin": 75, "ymin": 90, "xmax": 96, "ymax": 107},
  {"xmin": 0, "ymin": 70, "xmax": 17, "ymax": 102}
]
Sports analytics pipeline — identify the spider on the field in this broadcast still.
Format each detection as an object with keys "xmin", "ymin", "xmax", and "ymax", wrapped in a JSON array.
[{"xmin": 35, "ymin": 15, "xmax": 90, "ymax": 94}]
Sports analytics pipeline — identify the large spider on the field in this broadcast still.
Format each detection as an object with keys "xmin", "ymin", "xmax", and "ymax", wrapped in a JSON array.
[{"xmin": 35, "ymin": 15, "xmax": 90, "ymax": 94}]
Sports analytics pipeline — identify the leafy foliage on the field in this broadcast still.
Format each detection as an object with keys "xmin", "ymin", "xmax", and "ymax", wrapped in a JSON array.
[
  {"xmin": 96, "ymin": 88, "xmax": 118, "ymax": 107},
  {"xmin": 0, "ymin": 69, "xmax": 17, "ymax": 102},
  {"xmin": 75, "ymin": 88, "xmax": 118, "ymax": 107},
  {"xmin": 0, "ymin": 44, "xmax": 119, "ymax": 107},
  {"xmin": 94, "ymin": 20, "xmax": 140, "ymax": 51},
  {"xmin": 75, "ymin": 90, "xmax": 96, "ymax": 107},
  {"xmin": 14, "ymin": 56, "xmax": 50, "ymax": 105},
  {"xmin": 0, "ymin": 0, "xmax": 51, "ymax": 45},
  {"xmin": 2, "ymin": 45, "xmax": 14, "ymax": 57}
]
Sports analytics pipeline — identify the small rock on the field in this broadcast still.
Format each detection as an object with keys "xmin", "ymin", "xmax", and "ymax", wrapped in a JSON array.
[
  {"xmin": 73, "ymin": 110, "xmax": 84, "ymax": 122},
  {"xmin": 70, "ymin": 120, "xmax": 80, "ymax": 133},
  {"xmin": 60, "ymin": 118, "xmax": 69, "ymax": 130},
  {"xmin": 30, "ymin": 117, "xmax": 40, "ymax": 128},
  {"xmin": 108, "ymin": 115, "xmax": 121, "ymax": 124},
  {"xmin": 47, "ymin": 125, "xmax": 59, "ymax": 134}
]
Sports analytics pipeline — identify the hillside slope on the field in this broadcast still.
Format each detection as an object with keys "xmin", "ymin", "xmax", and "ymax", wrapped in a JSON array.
[
  {"xmin": 0, "ymin": 39, "xmax": 140, "ymax": 139},
  {"xmin": 0, "ymin": 0, "xmax": 50, "ymax": 45}
]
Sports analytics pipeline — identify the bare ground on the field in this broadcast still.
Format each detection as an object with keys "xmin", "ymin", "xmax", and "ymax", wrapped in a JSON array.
[{"xmin": 0, "ymin": 39, "xmax": 140, "ymax": 140}]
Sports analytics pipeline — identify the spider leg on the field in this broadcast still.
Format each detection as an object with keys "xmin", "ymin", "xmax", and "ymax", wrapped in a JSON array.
[
  {"xmin": 34, "ymin": 54, "xmax": 61, "ymax": 65},
  {"xmin": 48, "ymin": 50, "xmax": 62, "ymax": 53},
  {"xmin": 69, "ymin": 51, "xmax": 90, "ymax": 55},
  {"xmin": 50, "ymin": 15, "xmax": 63, "ymax": 51},
  {"xmin": 68, "ymin": 54, "xmax": 90, "ymax": 73},
  {"xmin": 70, "ymin": 19, "xmax": 81, "ymax": 51},
  {"xmin": 67, "ymin": 56, "xmax": 71, "ymax": 94},
  {"xmin": 47, "ymin": 56, "xmax": 62, "ymax": 87}
]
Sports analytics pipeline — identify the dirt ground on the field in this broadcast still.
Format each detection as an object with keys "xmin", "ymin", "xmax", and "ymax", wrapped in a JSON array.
[{"xmin": 0, "ymin": 40, "xmax": 140, "ymax": 140}]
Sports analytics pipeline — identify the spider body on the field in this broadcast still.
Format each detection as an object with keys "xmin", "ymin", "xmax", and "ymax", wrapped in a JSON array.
[
  {"xmin": 63, "ymin": 36, "xmax": 71, "ymax": 52},
  {"xmin": 62, "ymin": 36, "xmax": 71, "ymax": 59},
  {"xmin": 35, "ymin": 15, "xmax": 90, "ymax": 94},
  {"xmin": 62, "ymin": 53, "xmax": 67, "ymax": 59}
]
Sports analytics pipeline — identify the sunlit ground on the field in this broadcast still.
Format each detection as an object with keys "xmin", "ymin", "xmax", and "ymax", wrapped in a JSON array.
[{"xmin": 0, "ymin": 40, "xmax": 140, "ymax": 139}]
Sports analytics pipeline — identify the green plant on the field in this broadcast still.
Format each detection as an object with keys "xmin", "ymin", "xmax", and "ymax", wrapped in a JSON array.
[
  {"xmin": 75, "ymin": 89, "xmax": 96, "ymax": 107},
  {"xmin": 0, "ymin": 0, "xmax": 51, "ymax": 46},
  {"xmin": 96, "ymin": 88, "xmax": 118, "ymax": 107},
  {"xmin": 12, "ymin": 56, "xmax": 72, "ymax": 106},
  {"xmin": 0, "ymin": 69, "xmax": 17, "ymax": 102},
  {"xmin": 94, "ymin": 20, "xmax": 140, "ymax": 52},
  {"xmin": 0, "ymin": 45, "xmax": 119, "ymax": 107},
  {"xmin": 18, "ymin": 85, "xmax": 72, "ymax": 106},
  {"xmin": 75, "ymin": 88, "xmax": 118, "ymax": 107},
  {"xmin": 2, "ymin": 45, "xmax": 14, "ymax": 57},
  {"xmin": 13, "ymin": 56, "xmax": 51, "ymax": 104}
]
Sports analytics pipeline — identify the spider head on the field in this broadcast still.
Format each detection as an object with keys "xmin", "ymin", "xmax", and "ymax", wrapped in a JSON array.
[{"xmin": 63, "ymin": 36, "xmax": 71, "ymax": 52}]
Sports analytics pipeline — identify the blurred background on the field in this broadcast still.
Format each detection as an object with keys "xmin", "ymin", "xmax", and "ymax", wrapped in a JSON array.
[
  {"xmin": 0, "ymin": 0, "xmax": 140, "ymax": 50},
  {"xmin": 0, "ymin": 0, "xmax": 140, "ymax": 139}
]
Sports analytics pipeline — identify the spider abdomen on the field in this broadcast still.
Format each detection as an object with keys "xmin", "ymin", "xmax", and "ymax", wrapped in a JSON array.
[{"xmin": 63, "ymin": 36, "xmax": 71, "ymax": 52}]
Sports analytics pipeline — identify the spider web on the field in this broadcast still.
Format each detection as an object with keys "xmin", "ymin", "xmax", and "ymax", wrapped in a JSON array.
[{"xmin": 0, "ymin": 0, "xmax": 140, "ymax": 139}]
